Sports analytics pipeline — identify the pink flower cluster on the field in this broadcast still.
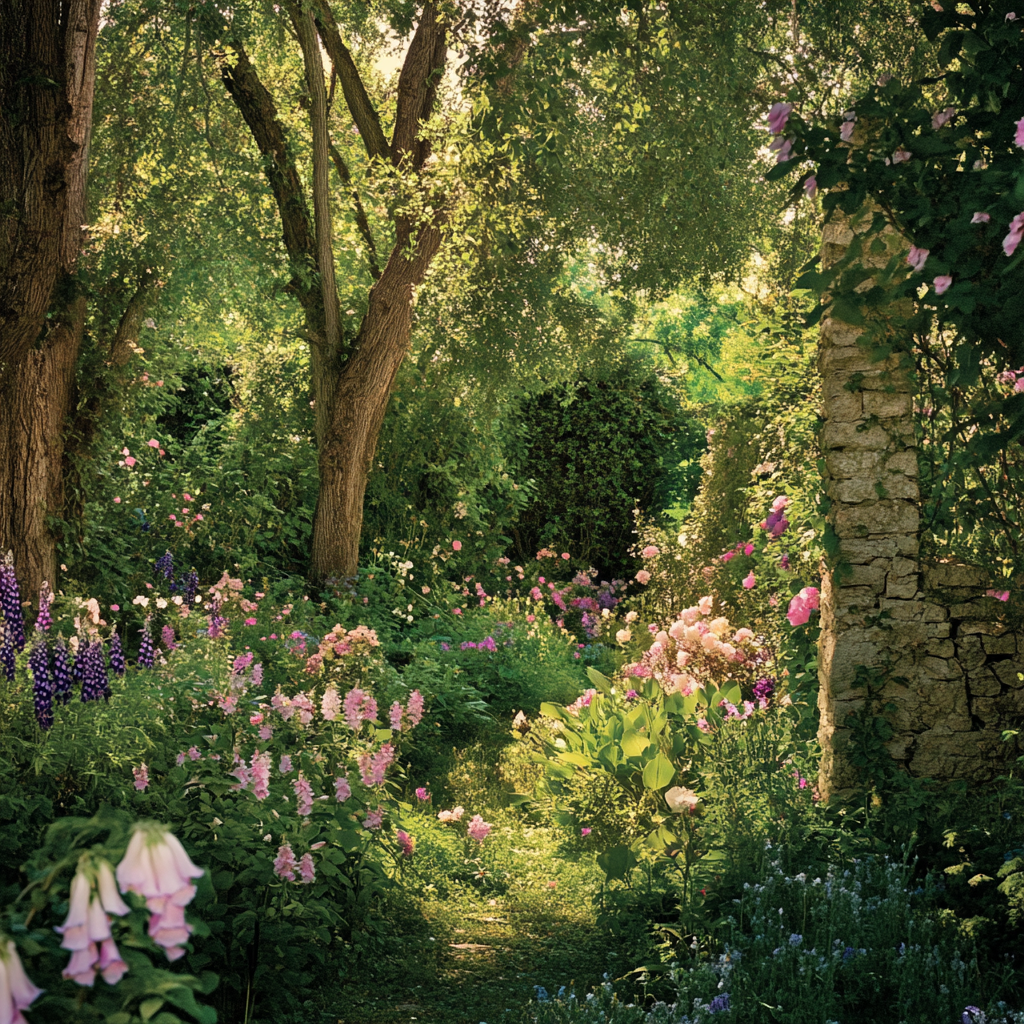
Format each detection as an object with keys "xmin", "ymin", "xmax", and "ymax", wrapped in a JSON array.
[
  {"xmin": 565, "ymin": 688, "xmax": 599, "ymax": 716},
  {"xmin": 115, "ymin": 825, "xmax": 205, "ymax": 962},
  {"xmin": 273, "ymin": 842, "xmax": 316, "ymax": 884},
  {"xmin": 467, "ymin": 814, "xmax": 492, "ymax": 843},
  {"xmin": 786, "ymin": 586, "xmax": 820, "ymax": 627},
  {"xmin": 343, "ymin": 688, "xmax": 378, "ymax": 731},
  {"xmin": 57, "ymin": 858, "xmax": 131, "ymax": 985},
  {"xmin": 760, "ymin": 495, "xmax": 790, "ymax": 537}
]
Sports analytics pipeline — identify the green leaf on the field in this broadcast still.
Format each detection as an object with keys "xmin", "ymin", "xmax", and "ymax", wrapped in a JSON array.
[
  {"xmin": 642, "ymin": 753, "xmax": 675, "ymax": 790},
  {"xmin": 597, "ymin": 845, "xmax": 637, "ymax": 882},
  {"xmin": 140, "ymin": 999, "xmax": 165, "ymax": 1022},
  {"xmin": 620, "ymin": 730, "xmax": 650, "ymax": 758},
  {"xmin": 586, "ymin": 667, "xmax": 613, "ymax": 694}
]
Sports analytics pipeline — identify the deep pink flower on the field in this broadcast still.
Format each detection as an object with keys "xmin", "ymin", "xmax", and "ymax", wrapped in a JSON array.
[
  {"xmin": 396, "ymin": 830, "xmax": 415, "ymax": 857},
  {"xmin": 467, "ymin": 814, "xmax": 492, "ymax": 844},
  {"xmin": 581, "ymin": 827, "xmax": 592, "ymax": 837},
  {"xmin": 452, "ymin": 540, "xmax": 462, "ymax": 551},
  {"xmin": 415, "ymin": 787, "xmax": 430, "ymax": 801},
  {"xmin": 742, "ymin": 572, "xmax": 756, "ymax": 590}
]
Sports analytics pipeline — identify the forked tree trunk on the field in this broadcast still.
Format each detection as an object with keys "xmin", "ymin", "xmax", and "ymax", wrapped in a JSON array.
[{"xmin": 310, "ymin": 225, "xmax": 442, "ymax": 582}]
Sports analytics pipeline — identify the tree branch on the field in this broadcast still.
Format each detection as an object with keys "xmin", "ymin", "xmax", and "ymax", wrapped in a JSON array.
[
  {"xmin": 310, "ymin": 0, "xmax": 390, "ymax": 162},
  {"xmin": 391, "ymin": 2, "xmax": 448, "ymax": 169},
  {"xmin": 288, "ymin": 0, "xmax": 341, "ymax": 354},
  {"xmin": 328, "ymin": 143, "xmax": 381, "ymax": 280}
]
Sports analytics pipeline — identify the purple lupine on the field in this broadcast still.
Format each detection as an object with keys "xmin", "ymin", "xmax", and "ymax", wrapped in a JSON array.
[
  {"xmin": 52, "ymin": 637, "xmax": 73, "ymax": 704},
  {"xmin": 155, "ymin": 550, "xmax": 175, "ymax": 589},
  {"xmin": 0, "ymin": 562, "xmax": 26, "ymax": 651},
  {"xmin": 35, "ymin": 586, "xmax": 52, "ymax": 631},
  {"xmin": 0, "ymin": 628, "xmax": 15, "ymax": 681},
  {"xmin": 138, "ymin": 618, "xmax": 155, "ymax": 668},
  {"xmin": 207, "ymin": 599, "xmax": 227, "ymax": 639},
  {"xmin": 108, "ymin": 630, "xmax": 126, "ymax": 676},
  {"xmin": 182, "ymin": 569, "xmax": 199, "ymax": 605},
  {"xmin": 80, "ymin": 642, "xmax": 107, "ymax": 702},
  {"xmin": 753, "ymin": 677, "xmax": 776, "ymax": 702},
  {"xmin": 29, "ymin": 639, "xmax": 53, "ymax": 729}
]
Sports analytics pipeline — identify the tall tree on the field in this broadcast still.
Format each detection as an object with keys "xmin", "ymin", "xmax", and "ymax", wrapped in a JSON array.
[{"xmin": 0, "ymin": 0, "xmax": 102, "ymax": 599}]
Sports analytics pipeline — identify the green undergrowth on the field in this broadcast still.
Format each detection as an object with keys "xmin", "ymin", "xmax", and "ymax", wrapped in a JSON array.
[{"xmin": 317, "ymin": 733, "xmax": 662, "ymax": 1024}]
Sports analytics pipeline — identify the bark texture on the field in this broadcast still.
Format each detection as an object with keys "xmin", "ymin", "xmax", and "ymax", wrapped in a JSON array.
[{"xmin": 0, "ymin": 0, "xmax": 101, "ymax": 599}]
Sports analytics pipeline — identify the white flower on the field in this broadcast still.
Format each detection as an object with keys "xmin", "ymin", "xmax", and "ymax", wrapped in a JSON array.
[
  {"xmin": 132, "ymin": 595, "xmax": 150, "ymax": 608},
  {"xmin": 156, "ymin": 598, "xmax": 168, "ymax": 609},
  {"xmin": 665, "ymin": 786, "xmax": 702, "ymax": 815}
]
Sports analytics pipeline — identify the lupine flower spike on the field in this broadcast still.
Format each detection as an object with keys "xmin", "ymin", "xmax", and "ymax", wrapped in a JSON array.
[
  {"xmin": 0, "ymin": 554, "xmax": 26, "ymax": 651},
  {"xmin": 53, "ymin": 636, "xmax": 74, "ymax": 704},
  {"xmin": 138, "ymin": 618, "xmax": 154, "ymax": 668},
  {"xmin": 108, "ymin": 630, "xmax": 126, "ymax": 676},
  {"xmin": 35, "ymin": 583, "xmax": 52, "ymax": 631},
  {"xmin": 0, "ymin": 628, "xmax": 14, "ymax": 682},
  {"xmin": 29, "ymin": 639, "xmax": 53, "ymax": 729}
]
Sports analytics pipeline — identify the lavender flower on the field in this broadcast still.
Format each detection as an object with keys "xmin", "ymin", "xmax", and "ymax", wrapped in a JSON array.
[
  {"xmin": 108, "ymin": 631, "xmax": 125, "ymax": 676},
  {"xmin": 29, "ymin": 640, "xmax": 53, "ymax": 729},
  {"xmin": 707, "ymin": 992, "xmax": 731, "ymax": 1014},
  {"xmin": 0, "ymin": 561, "xmax": 26, "ymax": 651},
  {"xmin": 52, "ymin": 637, "xmax": 73, "ymax": 704},
  {"xmin": 753, "ymin": 677, "xmax": 776, "ymax": 702},
  {"xmin": 138, "ymin": 619, "xmax": 154, "ymax": 669}
]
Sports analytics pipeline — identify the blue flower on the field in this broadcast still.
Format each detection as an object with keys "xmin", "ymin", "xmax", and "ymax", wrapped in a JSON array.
[
  {"xmin": 534, "ymin": 986, "xmax": 549, "ymax": 1003},
  {"xmin": 789, "ymin": 933, "xmax": 802, "ymax": 946},
  {"xmin": 708, "ymin": 992, "xmax": 730, "ymax": 1014}
]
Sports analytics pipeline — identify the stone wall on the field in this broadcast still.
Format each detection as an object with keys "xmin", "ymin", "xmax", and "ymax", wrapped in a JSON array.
[{"xmin": 815, "ymin": 214, "xmax": 1024, "ymax": 801}]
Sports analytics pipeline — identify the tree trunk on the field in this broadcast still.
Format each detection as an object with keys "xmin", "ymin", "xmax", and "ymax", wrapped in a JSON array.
[
  {"xmin": 0, "ymin": 0, "xmax": 101, "ymax": 597},
  {"xmin": 309, "ymin": 224, "xmax": 442, "ymax": 583},
  {"xmin": 0, "ymin": 297, "xmax": 85, "ymax": 601}
]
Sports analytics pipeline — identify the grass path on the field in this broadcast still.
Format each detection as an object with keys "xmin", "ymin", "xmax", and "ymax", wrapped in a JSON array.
[{"xmin": 335, "ymin": 732, "xmax": 660, "ymax": 1024}]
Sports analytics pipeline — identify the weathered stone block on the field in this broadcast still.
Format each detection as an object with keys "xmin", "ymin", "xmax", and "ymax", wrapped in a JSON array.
[
  {"xmin": 957, "ymin": 621, "xmax": 1009, "ymax": 636},
  {"xmin": 982, "ymin": 634, "xmax": 1017, "ymax": 655},
  {"xmin": 993, "ymin": 660, "xmax": 1024, "ymax": 688},
  {"xmin": 834, "ymin": 501, "xmax": 919, "ymax": 538},
  {"xmin": 955, "ymin": 635, "xmax": 986, "ymax": 671},
  {"xmin": 863, "ymin": 391, "xmax": 913, "ymax": 418},
  {"xmin": 925, "ymin": 563, "xmax": 991, "ymax": 589},
  {"xmin": 821, "ymin": 420, "xmax": 892, "ymax": 451},
  {"xmin": 886, "ymin": 576, "xmax": 920, "ymax": 600},
  {"xmin": 884, "ymin": 450, "xmax": 919, "ymax": 476},
  {"xmin": 826, "ymin": 392, "xmax": 864, "ymax": 421},
  {"xmin": 827, "ymin": 450, "xmax": 882, "ymax": 479},
  {"xmin": 968, "ymin": 670, "xmax": 1001, "ymax": 697}
]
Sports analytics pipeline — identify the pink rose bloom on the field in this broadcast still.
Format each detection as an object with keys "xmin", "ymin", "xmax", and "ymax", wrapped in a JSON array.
[
  {"xmin": 113, "ymin": 496, "xmax": 121, "ymax": 503},
  {"xmin": 698, "ymin": 596, "xmax": 714, "ymax": 615},
  {"xmin": 124, "ymin": 456, "xmax": 136, "ymax": 467},
  {"xmin": 452, "ymin": 540, "xmax": 462, "ymax": 551},
  {"xmin": 742, "ymin": 572, "xmax": 756, "ymax": 590},
  {"xmin": 1003, "ymin": 212, "xmax": 1024, "ymax": 257},
  {"xmin": 561, "ymin": 552, "xmax": 570, "ymax": 560},
  {"xmin": 906, "ymin": 246, "xmax": 929, "ymax": 272},
  {"xmin": 933, "ymin": 275, "xmax": 953, "ymax": 295},
  {"xmin": 147, "ymin": 439, "xmax": 160, "ymax": 448},
  {"xmin": 635, "ymin": 570, "xmax": 651, "ymax": 585},
  {"xmin": 641, "ymin": 545, "xmax": 660, "ymax": 558},
  {"xmin": 244, "ymin": 617, "xmax": 257, "ymax": 626},
  {"xmin": 467, "ymin": 814, "xmax": 492, "ymax": 844}
]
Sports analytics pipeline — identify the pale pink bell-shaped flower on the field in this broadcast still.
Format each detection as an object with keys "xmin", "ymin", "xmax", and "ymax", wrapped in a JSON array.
[
  {"xmin": 87, "ymin": 895, "xmax": 113, "ymax": 943},
  {"xmin": 96, "ymin": 859, "xmax": 130, "ymax": 916},
  {"xmin": 63, "ymin": 943, "xmax": 99, "ymax": 985},
  {"xmin": 1, "ymin": 938, "xmax": 44, "ymax": 1015},
  {"xmin": 933, "ymin": 275, "xmax": 953, "ymax": 295},
  {"xmin": 55, "ymin": 868, "xmax": 92, "ymax": 951},
  {"xmin": 98, "ymin": 938, "xmax": 128, "ymax": 985}
]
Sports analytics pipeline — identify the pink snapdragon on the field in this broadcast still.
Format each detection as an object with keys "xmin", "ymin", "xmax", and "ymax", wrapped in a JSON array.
[
  {"xmin": 294, "ymin": 773, "xmax": 314, "ymax": 816},
  {"xmin": 279, "ymin": 755, "xmax": 293, "ymax": 774},
  {"xmin": 334, "ymin": 776, "xmax": 352, "ymax": 801},
  {"xmin": 396, "ymin": 830, "xmax": 415, "ymax": 857},
  {"xmin": 298, "ymin": 852, "xmax": 316, "ymax": 884},
  {"xmin": 250, "ymin": 751, "xmax": 272, "ymax": 799},
  {"xmin": 343, "ymin": 688, "xmax": 378, "ymax": 731},
  {"xmin": 133, "ymin": 764, "xmax": 150, "ymax": 791},
  {"xmin": 273, "ymin": 842, "xmax": 297, "ymax": 881},
  {"xmin": 407, "ymin": 690, "xmax": 424, "ymax": 727},
  {"xmin": 364, "ymin": 807, "xmax": 384, "ymax": 830},
  {"xmin": 321, "ymin": 686, "xmax": 341, "ymax": 721},
  {"xmin": 389, "ymin": 701, "xmax": 404, "ymax": 731}
]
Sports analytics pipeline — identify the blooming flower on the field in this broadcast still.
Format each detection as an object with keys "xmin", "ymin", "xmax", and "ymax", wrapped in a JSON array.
[
  {"xmin": 250, "ymin": 751, "xmax": 271, "ymax": 800},
  {"xmin": 933, "ymin": 274, "xmax": 953, "ymax": 295},
  {"xmin": 1016, "ymin": 116, "xmax": 1024, "ymax": 148},
  {"xmin": 932, "ymin": 106, "xmax": 956, "ymax": 129},
  {"xmin": 298, "ymin": 853, "xmax": 316, "ymax": 884},
  {"xmin": 415, "ymin": 787, "xmax": 430, "ymax": 801},
  {"xmin": 906, "ymin": 245, "xmax": 929, "ymax": 272},
  {"xmin": 452, "ymin": 540, "xmax": 462, "ymax": 551},
  {"xmin": 133, "ymin": 764, "xmax": 150, "ymax": 791},
  {"xmin": 407, "ymin": 690, "xmax": 424, "ymax": 727},
  {"xmin": 396, "ymin": 830, "xmax": 415, "ymax": 857},
  {"xmin": 635, "ymin": 570, "xmax": 651, "ymax": 585},
  {"xmin": 273, "ymin": 842, "xmax": 297, "ymax": 881},
  {"xmin": 742, "ymin": 572, "xmax": 756, "ymax": 590},
  {"xmin": 279, "ymin": 755, "xmax": 292, "ymax": 774},
  {"xmin": 971, "ymin": 212, "xmax": 991, "ymax": 224},
  {"xmin": 1, "ymin": 938, "xmax": 43, "ymax": 1013},
  {"xmin": 389, "ymin": 701, "xmax": 404, "ymax": 731},
  {"xmin": 364, "ymin": 807, "xmax": 384, "ymax": 830},
  {"xmin": 294, "ymin": 773, "xmax": 314, "ymax": 816},
  {"xmin": 665, "ymin": 786, "xmax": 700, "ymax": 815},
  {"xmin": 767, "ymin": 101, "xmax": 793, "ymax": 135},
  {"xmin": 641, "ymin": 545, "xmax": 660, "ymax": 558},
  {"xmin": 1004, "ymin": 212, "xmax": 1024, "ymax": 257},
  {"xmin": 115, "ymin": 824, "xmax": 204, "ymax": 961},
  {"xmin": 787, "ymin": 586, "xmax": 820, "ymax": 626},
  {"xmin": 581, "ymin": 827, "xmax": 591, "ymax": 837},
  {"xmin": 467, "ymin": 815, "xmax": 492, "ymax": 843},
  {"xmin": 437, "ymin": 806, "xmax": 464, "ymax": 823}
]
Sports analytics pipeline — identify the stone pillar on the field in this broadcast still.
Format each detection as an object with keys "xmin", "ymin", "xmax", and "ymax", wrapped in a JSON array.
[{"xmin": 814, "ymin": 213, "xmax": 1024, "ymax": 800}]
